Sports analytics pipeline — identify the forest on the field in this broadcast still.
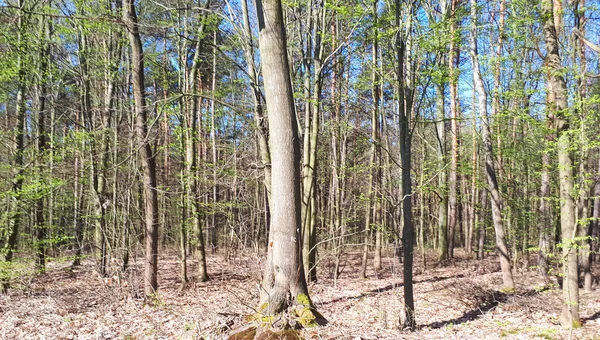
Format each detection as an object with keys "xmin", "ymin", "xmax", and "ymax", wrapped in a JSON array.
[{"xmin": 0, "ymin": 0, "xmax": 599, "ymax": 338}]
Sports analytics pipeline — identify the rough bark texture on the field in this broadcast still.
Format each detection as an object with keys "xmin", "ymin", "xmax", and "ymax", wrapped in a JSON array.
[{"xmin": 124, "ymin": 0, "xmax": 160, "ymax": 298}]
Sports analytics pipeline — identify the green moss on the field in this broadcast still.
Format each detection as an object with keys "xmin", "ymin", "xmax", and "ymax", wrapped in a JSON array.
[
  {"xmin": 296, "ymin": 293, "xmax": 310, "ymax": 306},
  {"xmin": 499, "ymin": 287, "xmax": 516, "ymax": 294},
  {"xmin": 295, "ymin": 306, "xmax": 318, "ymax": 328},
  {"xmin": 293, "ymin": 293, "xmax": 322, "ymax": 328},
  {"xmin": 246, "ymin": 312, "xmax": 274, "ymax": 326},
  {"xmin": 500, "ymin": 328, "xmax": 520, "ymax": 337},
  {"xmin": 259, "ymin": 303, "xmax": 270, "ymax": 313}
]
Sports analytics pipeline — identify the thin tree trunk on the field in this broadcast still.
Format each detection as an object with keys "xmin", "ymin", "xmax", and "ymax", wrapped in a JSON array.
[
  {"xmin": 469, "ymin": 0, "xmax": 514, "ymax": 290},
  {"xmin": 396, "ymin": 0, "xmax": 415, "ymax": 330},
  {"xmin": 3, "ymin": 0, "xmax": 27, "ymax": 293},
  {"xmin": 123, "ymin": 0, "xmax": 160, "ymax": 298},
  {"xmin": 573, "ymin": 0, "xmax": 592, "ymax": 293},
  {"xmin": 538, "ymin": 139, "xmax": 552, "ymax": 275},
  {"xmin": 301, "ymin": 0, "xmax": 325, "ymax": 283},
  {"xmin": 436, "ymin": 84, "xmax": 448, "ymax": 262},
  {"xmin": 447, "ymin": 0, "xmax": 460, "ymax": 259},
  {"xmin": 35, "ymin": 17, "xmax": 50, "ymax": 271},
  {"xmin": 241, "ymin": 0, "xmax": 271, "ymax": 211}
]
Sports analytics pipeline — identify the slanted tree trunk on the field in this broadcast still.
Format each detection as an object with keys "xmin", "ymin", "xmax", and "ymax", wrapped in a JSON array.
[
  {"xmin": 542, "ymin": 0, "xmax": 579, "ymax": 327},
  {"xmin": 123, "ymin": 0, "xmax": 160, "ymax": 298},
  {"xmin": 468, "ymin": 0, "xmax": 514, "ymax": 290}
]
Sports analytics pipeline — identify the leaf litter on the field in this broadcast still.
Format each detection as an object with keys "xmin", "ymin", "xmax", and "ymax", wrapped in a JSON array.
[{"xmin": 1, "ymin": 250, "xmax": 599, "ymax": 339}]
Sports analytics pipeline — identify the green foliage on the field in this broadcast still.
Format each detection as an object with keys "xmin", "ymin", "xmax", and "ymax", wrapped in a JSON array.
[{"xmin": 0, "ymin": 257, "xmax": 37, "ymax": 289}]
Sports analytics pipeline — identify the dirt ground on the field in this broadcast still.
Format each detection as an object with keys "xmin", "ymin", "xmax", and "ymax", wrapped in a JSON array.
[{"xmin": 1, "ymin": 249, "xmax": 599, "ymax": 339}]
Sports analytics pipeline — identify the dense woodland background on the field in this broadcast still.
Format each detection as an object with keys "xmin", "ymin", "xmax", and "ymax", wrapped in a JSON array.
[{"xmin": 1, "ymin": 0, "xmax": 600, "ymax": 338}]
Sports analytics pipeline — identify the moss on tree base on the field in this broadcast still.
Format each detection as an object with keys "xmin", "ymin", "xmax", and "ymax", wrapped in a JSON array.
[{"xmin": 231, "ymin": 293, "xmax": 324, "ymax": 339}]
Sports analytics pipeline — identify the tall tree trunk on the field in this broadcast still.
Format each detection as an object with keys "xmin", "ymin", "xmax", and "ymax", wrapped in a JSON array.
[
  {"xmin": 591, "ymin": 170, "xmax": 600, "ymax": 263},
  {"xmin": 573, "ymin": 0, "xmax": 592, "ymax": 293},
  {"xmin": 3, "ymin": 0, "xmax": 27, "ymax": 293},
  {"xmin": 301, "ymin": 0, "xmax": 325, "ymax": 283},
  {"xmin": 396, "ymin": 0, "xmax": 415, "ymax": 330},
  {"xmin": 35, "ymin": 16, "xmax": 50, "ymax": 272},
  {"xmin": 123, "ymin": 0, "xmax": 160, "ymax": 298},
  {"xmin": 241, "ymin": 0, "xmax": 271, "ymax": 213},
  {"xmin": 469, "ymin": 89, "xmax": 479, "ymax": 258},
  {"xmin": 542, "ymin": 0, "xmax": 579, "ymax": 327},
  {"xmin": 360, "ymin": 0, "xmax": 381, "ymax": 278},
  {"xmin": 447, "ymin": 0, "xmax": 460, "ymax": 259},
  {"xmin": 183, "ymin": 0, "xmax": 210, "ymax": 282},
  {"xmin": 254, "ymin": 0, "xmax": 320, "ymax": 324},
  {"xmin": 538, "ymin": 139, "xmax": 552, "ymax": 275},
  {"xmin": 436, "ymin": 83, "xmax": 448, "ymax": 262},
  {"xmin": 477, "ymin": 186, "xmax": 487, "ymax": 260},
  {"xmin": 209, "ymin": 31, "xmax": 219, "ymax": 253},
  {"xmin": 468, "ymin": 0, "xmax": 514, "ymax": 289},
  {"xmin": 492, "ymin": 0, "xmax": 506, "ymax": 177}
]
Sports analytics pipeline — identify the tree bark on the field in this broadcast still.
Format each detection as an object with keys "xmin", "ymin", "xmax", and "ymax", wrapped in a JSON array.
[
  {"xmin": 255, "ymin": 0, "xmax": 319, "ymax": 323},
  {"xmin": 468, "ymin": 0, "xmax": 514, "ymax": 290},
  {"xmin": 241, "ymin": 0, "xmax": 272, "ymax": 216},
  {"xmin": 447, "ymin": 0, "xmax": 460, "ymax": 259},
  {"xmin": 360, "ymin": 0, "xmax": 381, "ymax": 278},
  {"xmin": 123, "ymin": 0, "xmax": 160, "ymax": 298},
  {"xmin": 396, "ymin": 0, "xmax": 415, "ymax": 330},
  {"xmin": 3, "ymin": 0, "xmax": 27, "ymax": 293},
  {"xmin": 542, "ymin": 0, "xmax": 579, "ymax": 327},
  {"xmin": 436, "ymin": 83, "xmax": 449, "ymax": 262}
]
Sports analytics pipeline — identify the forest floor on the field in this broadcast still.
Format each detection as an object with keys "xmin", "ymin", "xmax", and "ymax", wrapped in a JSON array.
[{"xmin": 1, "ymin": 249, "xmax": 599, "ymax": 339}]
